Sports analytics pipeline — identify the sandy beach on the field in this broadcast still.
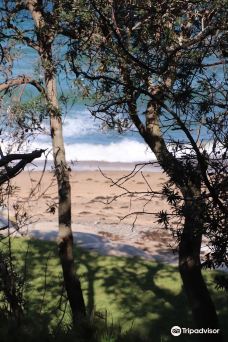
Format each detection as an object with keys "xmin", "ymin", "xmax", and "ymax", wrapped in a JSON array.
[{"xmin": 2, "ymin": 167, "xmax": 180, "ymax": 263}]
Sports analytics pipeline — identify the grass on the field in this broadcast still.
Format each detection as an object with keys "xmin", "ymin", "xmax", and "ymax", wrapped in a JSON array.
[{"xmin": 0, "ymin": 237, "xmax": 227, "ymax": 341}]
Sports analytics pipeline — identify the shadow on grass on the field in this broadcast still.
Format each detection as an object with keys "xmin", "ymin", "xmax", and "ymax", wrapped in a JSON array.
[
  {"xmin": 5, "ymin": 237, "xmax": 228, "ymax": 342},
  {"xmin": 78, "ymin": 250, "xmax": 194, "ymax": 341}
]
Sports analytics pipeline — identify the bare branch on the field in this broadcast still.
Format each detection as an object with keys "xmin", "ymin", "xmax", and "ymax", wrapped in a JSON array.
[{"xmin": 0, "ymin": 149, "xmax": 45, "ymax": 185}]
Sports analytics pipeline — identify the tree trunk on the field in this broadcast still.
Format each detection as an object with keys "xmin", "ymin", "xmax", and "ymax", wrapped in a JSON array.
[
  {"xmin": 44, "ymin": 73, "xmax": 86, "ymax": 321},
  {"xmin": 128, "ymin": 95, "xmax": 222, "ymax": 338},
  {"xmin": 25, "ymin": 0, "xmax": 86, "ymax": 321},
  {"xmin": 179, "ymin": 195, "xmax": 222, "ymax": 341}
]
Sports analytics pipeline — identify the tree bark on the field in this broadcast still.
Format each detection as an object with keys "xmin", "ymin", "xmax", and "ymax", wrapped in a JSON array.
[
  {"xmin": 25, "ymin": 0, "xmax": 86, "ymax": 321},
  {"xmin": 179, "ymin": 193, "xmax": 222, "ymax": 341},
  {"xmin": 45, "ymin": 73, "xmax": 86, "ymax": 321},
  {"xmin": 125, "ymin": 89, "xmax": 221, "ymax": 337}
]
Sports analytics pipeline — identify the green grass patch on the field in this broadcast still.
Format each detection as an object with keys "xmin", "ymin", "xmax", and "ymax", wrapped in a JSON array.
[{"xmin": 0, "ymin": 237, "xmax": 227, "ymax": 341}]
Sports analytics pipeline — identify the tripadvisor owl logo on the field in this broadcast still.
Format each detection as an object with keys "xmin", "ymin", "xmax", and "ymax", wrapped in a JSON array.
[
  {"xmin": 170, "ymin": 326, "xmax": 220, "ymax": 336},
  {"xmin": 171, "ymin": 326, "xmax": 182, "ymax": 336}
]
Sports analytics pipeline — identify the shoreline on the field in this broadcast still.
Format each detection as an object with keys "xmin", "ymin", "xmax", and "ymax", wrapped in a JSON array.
[{"xmin": 30, "ymin": 159, "xmax": 161, "ymax": 172}]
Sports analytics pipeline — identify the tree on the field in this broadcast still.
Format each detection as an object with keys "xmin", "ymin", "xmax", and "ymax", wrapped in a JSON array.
[
  {"xmin": 0, "ymin": 37, "xmax": 45, "ymax": 324},
  {"xmin": 68, "ymin": 0, "xmax": 227, "ymax": 338},
  {"xmin": 0, "ymin": 0, "xmax": 86, "ymax": 322}
]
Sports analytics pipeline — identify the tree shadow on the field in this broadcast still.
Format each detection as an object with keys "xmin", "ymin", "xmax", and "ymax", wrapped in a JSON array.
[
  {"xmin": 76, "ymin": 247, "xmax": 227, "ymax": 341},
  {"xmin": 78, "ymin": 251, "xmax": 193, "ymax": 341},
  {"xmin": 8, "ymin": 237, "xmax": 228, "ymax": 342},
  {"xmin": 8, "ymin": 238, "xmax": 67, "ymax": 327}
]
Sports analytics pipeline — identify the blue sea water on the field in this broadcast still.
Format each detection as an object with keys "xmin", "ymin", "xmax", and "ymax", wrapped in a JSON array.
[
  {"xmin": 36, "ymin": 105, "xmax": 156, "ymax": 163},
  {"xmin": 1, "ymin": 46, "xmax": 156, "ymax": 164},
  {"xmin": 1, "ymin": 44, "xmax": 224, "ymax": 165}
]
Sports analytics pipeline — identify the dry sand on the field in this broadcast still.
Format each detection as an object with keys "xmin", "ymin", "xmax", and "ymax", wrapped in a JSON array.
[{"xmin": 2, "ymin": 169, "xmax": 179, "ymax": 263}]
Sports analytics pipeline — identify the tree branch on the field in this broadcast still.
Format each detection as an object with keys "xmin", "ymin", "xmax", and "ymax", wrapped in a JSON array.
[
  {"xmin": 0, "ymin": 149, "xmax": 45, "ymax": 185},
  {"xmin": 0, "ymin": 75, "xmax": 46, "ymax": 96},
  {"xmin": 159, "ymin": 101, "xmax": 228, "ymax": 215}
]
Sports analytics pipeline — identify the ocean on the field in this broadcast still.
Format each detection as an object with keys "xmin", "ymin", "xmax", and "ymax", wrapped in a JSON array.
[
  {"xmin": 35, "ymin": 105, "xmax": 156, "ymax": 163},
  {"xmin": 1, "ymin": 46, "xmax": 157, "ymax": 168},
  {"xmin": 1, "ymin": 45, "xmax": 223, "ymax": 170}
]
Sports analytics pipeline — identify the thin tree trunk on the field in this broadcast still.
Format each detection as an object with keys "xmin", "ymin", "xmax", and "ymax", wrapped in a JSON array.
[
  {"xmin": 44, "ymin": 73, "xmax": 86, "ymax": 321},
  {"xmin": 25, "ymin": 0, "xmax": 86, "ymax": 321}
]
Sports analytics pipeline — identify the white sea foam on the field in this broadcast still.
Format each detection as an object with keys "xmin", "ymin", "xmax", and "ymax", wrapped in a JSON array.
[
  {"xmin": 2, "ymin": 135, "xmax": 221, "ymax": 165},
  {"xmin": 65, "ymin": 139, "xmax": 155, "ymax": 162},
  {"xmin": 62, "ymin": 111, "xmax": 99, "ymax": 137},
  {"xmin": 25, "ymin": 139, "xmax": 155, "ymax": 163}
]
